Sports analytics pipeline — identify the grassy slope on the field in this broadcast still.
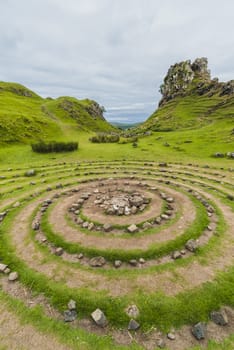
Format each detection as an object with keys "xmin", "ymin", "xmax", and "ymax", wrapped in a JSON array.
[
  {"xmin": 0, "ymin": 80, "xmax": 233, "ymax": 349},
  {"xmin": 138, "ymin": 90, "xmax": 234, "ymax": 132},
  {"xmin": 0, "ymin": 82, "xmax": 115, "ymax": 144}
]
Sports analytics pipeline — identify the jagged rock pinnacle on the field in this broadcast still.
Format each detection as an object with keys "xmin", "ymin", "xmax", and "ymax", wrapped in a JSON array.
[
  {"xmin": 159, "ymin": 57, "xmax": 234, "ymax": 107},
  {"xmin": 159, "ymin": 57, "xmax": 211, "ymax": 106}
]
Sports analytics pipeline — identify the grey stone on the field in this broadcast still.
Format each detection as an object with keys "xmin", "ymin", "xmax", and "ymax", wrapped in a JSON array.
[
  {"xmin": 210, "ymin": 310, "xmax": 228, "ymax": 326},
  {"xmin": 126, "ymin": 305, "xmax": 139, "ymax": 318},
  {"xmin": 167, "ymin": 332, "xmax": 176, "ymax": 340},
  {"xmin": 0, "ymin": 263, "xmax": 8, "ymax": 272},
  {"xmin": 68, "ymin": 299, "xmax": 76, "ymax": 310},
  {"xmin": 143, "ymin": 222, "xmax": 152, "ymax": 229},
  {"xmin": 139, "ymin": 204, "xmax": 146, "ymax": 212},
  {"xmin": 129, "ymin": 259, "xmax": 138, "ymax": 266},
  {"xmin": 114, "ymin": 260, "xmax": 122, "ymax": 268},
  {"xmin": 88, "ymin": 222, "xmax": 95, "ymax": 231},
  {"xmin": 32, "ymin": 221, "xmax": 40, "ymax": 230},
  {"xmin": 56, "ymin": 183, "xmax": 63, "ymax": 189},
  {"xmin": 25, "ymin": 169, "xmax": 36, "ymax": 177},
  {"xmin": 0, "ymin": 212, "xmax": 7, "ymax": 220},
  {"xmin": 91, "ymin": 309, "xmax": 107, "ymax": 327},
  {"xmin": 157, "ymin": 338, "xmax": 166, "ymax": 348},
  {"xmin": 128, "ymin": 319, "xmax": 140, "ymax": 331},
  {"xmin": 44, "ymin": 199, "xmax": 52, "ymax": 205},
  {"xmin": 166, "ymin": 197, "xmax": 174, "ymax": 203},
  {"xmin": 129, "ymin": 196, "xmax": 144, "ymax": 207},
  {"xmin": 227, "ymin": 194, "xmax": 234, "ymax": 201},
  {"xmin": 76, "ymin": 218, "xmax": 84, "ymax": 225},
  {"xmin": 103, "ymin": 223, "xmax": 112, "ymax": 232},
  {"xmin": 8, "ymin": 271, "xmax": 18, "ymax": 281},
  {"xmin": 185, "ymin": 239, "xmax": 198, "ymax": 252},
  {"xmin": 82, "ymin": 221, "xmax": 89, "ymax": 229},
  {"xmin": 81, "ymin": 193, "xmax": 90, "ymax": 200},
  {"xmin": 131, "ymin": 206, "xmax": 137, "ymax": 214},
  {"xmin": 64, "ymin": 309, "xmax": 77, "ymax": 322},
  {"xmin": 207, "ymin": 206, "xmax": 214, "ymax": 213},
  {"xmin": 139, "ymin": 258, "xmax": 145, "ymax": 264},
  {"xmin": 89, "ymin": 256, "xmax": 106, "ymax": 267},
  {"xmin": 192, "ymin": 322, "xmax": 206, "ymax": 340},
  {"xmin": 155, "ymin": 217, "xmax": 162, "ymax": 224},
  {"xmin": 161, "ymin": 214, "xmax": 169, "ymax": 220},
  {"xmin": 55, "ymin": 247, "xmax": 63, "ymax": 256},
  {"xmin": 127, "ymin": 224, "xmax": 138, "ymax": 233},
  {"xmin": 171, "ymin": 251, "xmax": 182, "ymax": 260}
]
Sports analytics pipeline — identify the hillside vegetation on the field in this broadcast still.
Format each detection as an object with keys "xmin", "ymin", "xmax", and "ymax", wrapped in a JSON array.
[
  {"xmin": 0, "ymin": 59, "xmax": 234, "ymax": 350},
  {"xmin": 138, "ymin": 58, "xmax": 234, "ymax": 133},
  {"xmin": 0, "ymin": 81, "xmax": 115, "ymax": 144}
]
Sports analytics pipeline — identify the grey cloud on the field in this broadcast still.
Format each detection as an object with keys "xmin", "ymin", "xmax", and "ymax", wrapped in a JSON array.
[{"xmin": 0, "ymin": 0, "xmax": 233, "ymax": 123}]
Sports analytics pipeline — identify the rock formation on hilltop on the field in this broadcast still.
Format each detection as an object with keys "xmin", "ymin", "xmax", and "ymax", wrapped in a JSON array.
[{"xmin": 159, "ymin": 57, "xmax": 234, "ymax": 106}]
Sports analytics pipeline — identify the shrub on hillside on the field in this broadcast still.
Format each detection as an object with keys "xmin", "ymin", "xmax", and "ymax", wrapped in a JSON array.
[
  {"xmin": 119, "ymin": 136, "xmax": 138, "ymax": 144},
  {"xmin": 89, "ymin": 133, "xmax": 119, "ymax": 143},
  {"xmin": 31, "ymin": 141, "xmax": 78, "ymax": 153}
]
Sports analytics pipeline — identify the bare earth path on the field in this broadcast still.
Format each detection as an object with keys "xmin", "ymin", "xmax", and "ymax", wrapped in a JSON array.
[
  {"xmin": 7, "ymin": 179, "xmax": 234, "ymax": 297},
  {"xmin": 49, "ymin": 182, "xmax": 195, "ymax": 250},
  {"xmin": 0, "ymin": 302, "xmax": 70, "ymax": 350}
]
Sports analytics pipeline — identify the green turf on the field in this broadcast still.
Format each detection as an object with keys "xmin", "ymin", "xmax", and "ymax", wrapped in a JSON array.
[{"xmin": 0, "ymin": 80, "xmax": 233, "ymax": 350}]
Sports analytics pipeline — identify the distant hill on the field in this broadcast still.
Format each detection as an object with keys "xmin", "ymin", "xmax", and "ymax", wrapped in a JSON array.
[
  {"xmin": 0, "ymin": 82, "xmax": 115, "ymax": 144},
  {"xmin": 111, "ymin": 122, "xmax": 141, "ymax": 130},
  {"xmin": 137, "ymin": 58, "xmax": 234, "ymax": 133}
]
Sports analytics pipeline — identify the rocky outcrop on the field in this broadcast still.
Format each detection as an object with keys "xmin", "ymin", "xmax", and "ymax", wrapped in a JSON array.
[
  {"xmin": 59, "ymin": 98, "xmax": 105, "ymax": 120},
  {"xmin": 159, "ymin": 57, "xmax": 233, "ymax": 106},
  {"xmin": 85, "ymin": 101, "xmax": 106, "ymax": 120}
]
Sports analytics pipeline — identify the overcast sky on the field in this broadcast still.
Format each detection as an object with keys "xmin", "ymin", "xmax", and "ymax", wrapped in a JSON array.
[{"xmin": 0, "ymin": 0, "xmax": 234, "ymax": 123}]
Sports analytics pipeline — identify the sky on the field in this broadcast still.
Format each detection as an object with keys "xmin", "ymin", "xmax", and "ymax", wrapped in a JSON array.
[{"xmin": 0, "ymin": 0, "xmax": 234, "ymax": 123}]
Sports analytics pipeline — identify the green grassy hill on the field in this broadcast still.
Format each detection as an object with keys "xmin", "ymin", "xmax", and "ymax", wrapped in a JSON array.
[
  {"xmin": 133, "ymin": 58, "xmax": 234, "ymax": 159},
  {"xmin": 138, "ymin": 86, "xmax": 234, "ymax": 133},
  {"xmin": 0, "ymin": 82, "xmax": 115, "ymax": 144}
]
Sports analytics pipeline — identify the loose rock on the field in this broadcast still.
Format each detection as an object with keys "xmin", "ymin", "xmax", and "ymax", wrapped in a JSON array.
[
  {"xmin": 89, "ymin": 256, "xmax": 106, "ymax": 267},
  {"xmin": 210, "ymin": 309, "xmax": 228, "ymax": 326},
  {"xmin": 114, "ymin": 260, "xmax": 122, "ymax": 268},
  {"xmin": 157, "ymin": 338, "xmax": 166, "ymax": 348},
  {"xmin": 0, "ymin": 263, "xmax": 8, "ymax": 272},
  {"xmin": 55, "ymin": 247, "xmax": 63, "ymax": 256},
  {"xmin": 8, "ymin": 271, "xmax": 18, "ymax": 281},
  {"xmin": 128, "ymin": 319, "xmax": 140, "ymax": 331},
  {"xmin": 64, "ymin": 310, "xmax": 77, "ymax": 322},
  {"xmin": 126, "ymin": 305, "xmax": 139, "ymax": 318},
  {"xmin": 167, "ymin": 332, "xmax": 176, "ymax": 340},
  {"xmin": 32, "ymin": 221, "xmax": 40, "ymax": 230},
  {"xmin": 191, "ymin": 322, "xmax": 206, "ymax": 340},
  {"xmin": 103, "ymin": 223, "xmax": 112, "ymax": 232},
  {"xmin": 171, "ymin": 251, "xmax": 181, "ymax": 260},
  {"xmin": 129, "ymin": 259, "xmax": 138, "ymax": 266},
  {"xmin": 185, "ymin": 239, "xmax": 198, "ymax": 252},
  {"xmin": 68, "ymin": 299, "xmax": 76, "ymax": 310},
  {"xmin": 127, "ymin": 224, "xmax": 138, "ymax": 233},
  {"xmin": 91, "ymin": 308, "xmax": 107, "ymax": 327}
]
